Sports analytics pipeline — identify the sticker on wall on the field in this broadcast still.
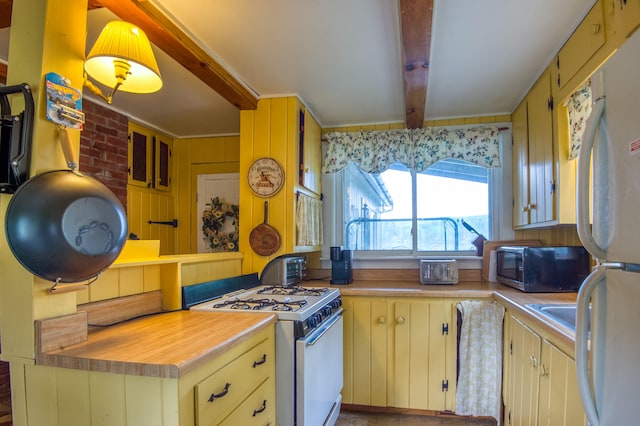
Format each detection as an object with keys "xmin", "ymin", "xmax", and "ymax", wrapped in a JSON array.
[{"xmin": 45, "ymin": 72, "xmax": 85, "ymax": 129}]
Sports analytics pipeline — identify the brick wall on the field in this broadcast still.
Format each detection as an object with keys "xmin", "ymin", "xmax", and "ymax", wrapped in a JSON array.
[{"xmin": 79, "ymin": 100, "xmax": 129, "ymax": 209}]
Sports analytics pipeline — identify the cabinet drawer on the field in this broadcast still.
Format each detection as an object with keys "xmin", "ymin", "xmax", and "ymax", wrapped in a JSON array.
[
  {"xmin": 195, "ymin": 338, "xmax": 273, "ymax": 424},
  {"xmin": 219, "ymin": 377, "xmax": 275, "ymax": 426},
  {"xmin": 557, "ymin": 0, "xmax": 605, "ymax": 89}
]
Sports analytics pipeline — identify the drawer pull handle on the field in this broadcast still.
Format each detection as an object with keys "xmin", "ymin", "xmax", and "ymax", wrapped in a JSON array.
[
  {"xmin": 253, "ymin": 400, "xmax": 267, "ymax": 417},
  {"xmin": 253, "ymin": 354, "xmax": 267, "ymax": 368},
  {"xmin": 208, "ymin": 383, "xmax": 231, "ymax": 402}
]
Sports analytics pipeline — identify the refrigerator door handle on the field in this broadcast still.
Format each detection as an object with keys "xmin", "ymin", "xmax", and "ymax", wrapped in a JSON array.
[
  {"xmin": 576, "ymin": 265, "xmax": 608, "ymax": 426},
  {"xmin": 576, "ymin": 96, "xmax": 607, "ymax": 260}
]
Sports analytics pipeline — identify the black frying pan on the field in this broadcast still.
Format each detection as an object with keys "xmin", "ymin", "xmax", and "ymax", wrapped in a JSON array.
[{"xmin": 4, "ymin": 130, "xmax": 127, "ymax": 284}]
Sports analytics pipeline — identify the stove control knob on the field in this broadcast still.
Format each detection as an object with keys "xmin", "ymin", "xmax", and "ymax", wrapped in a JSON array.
[
  {"xmin": 322, "ymin": 306, "xmax": 333, "ymax": 317},
  {"xmin": 331, "ymin": 299, "xmax": 342, "ymax": 309},
  {"xmin": 307, "ymin": 315, "xmax": 319, "ymax": 328}
]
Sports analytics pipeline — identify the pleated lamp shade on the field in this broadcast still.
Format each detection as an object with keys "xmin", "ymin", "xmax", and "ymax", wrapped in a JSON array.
[{"xmin": 85, "ymin": 21, "xmax": 162, "ymax": 94}]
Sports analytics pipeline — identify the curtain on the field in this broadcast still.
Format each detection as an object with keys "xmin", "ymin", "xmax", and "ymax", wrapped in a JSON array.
[
  {"xmin": 567, "ymin": 81, "xmax": 593, "ymax": 160},
  {"xmin": 322, "ymin": 126, "xmax": 501, "ymax": 174},
  {"xmin": 295, "ymin": 193, "xmax": 323, "ymax": 246}
]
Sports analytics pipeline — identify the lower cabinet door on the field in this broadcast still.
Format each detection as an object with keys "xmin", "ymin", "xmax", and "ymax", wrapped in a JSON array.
[{"xmin": 219, "ymin": 378, "xmax": 275, "ymax": 426}]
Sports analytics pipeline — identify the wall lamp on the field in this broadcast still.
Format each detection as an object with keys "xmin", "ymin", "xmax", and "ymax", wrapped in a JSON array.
[{"xmin": 84, "ymin": 21, "xmax": 162, "ymax": 104}]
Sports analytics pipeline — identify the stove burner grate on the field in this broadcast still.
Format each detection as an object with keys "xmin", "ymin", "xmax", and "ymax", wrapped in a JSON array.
[
  {"xmin": 212, "ymin": 297, "xmax": 309, "ymax": 312},
  {"xmin": 258, "ymin": 285, "xmax": 328, "ymax": 297}
]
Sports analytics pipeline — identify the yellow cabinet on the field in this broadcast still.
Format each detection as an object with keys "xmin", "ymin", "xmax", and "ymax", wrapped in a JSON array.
[
  {"xmin": 128, "ymin": 121, "xmax": 173, "ymax": 191},
  {"xmin": 300, "ymin": 109, "xmax": 322, "ymax": 195},
  {"xmin": 512, "ymin": 101, "xmax": 530, "ymax": 228},
  {"xmin": 512, "ymin": 71, "xmax": 555, "ymax": 228},
  {"xmin": 504, "ymin": 313, "xmax": 586, "ymax": 426},
  {"xmin": 507, "ymin": 315, "xmax": 541, "ymax": 425},
  {"xmin": 342, "ymin": 296, "xmax": 456, "ymax": 411},
  {"xmin": 538, "ymin": 340, "xmax": 586, "ymax": 426},
  {"xmin": 556, "ymin": 0, "xmax": 606, "ymax": 90},
  {"xmin": 23, "ymin": 324, "xmax": 276, "ymax": 426},
  {"xmin": 195, "ymin": 336, "xmax": 275, "ymax": 425},
  {"xmin": 388, "ymin": 298, "xmax": 456, "ymax": 411},
  {"xmin": 608, "ymin": 0, "xmax": 640, "ymax": 44},
  {"xmin": 342, "ymin": 296, "xmax": 388, "ymax": 407}
]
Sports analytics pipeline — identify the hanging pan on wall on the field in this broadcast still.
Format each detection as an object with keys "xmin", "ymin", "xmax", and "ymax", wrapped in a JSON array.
[
  {"xmin": 4, "ymin": 126, "xmax": 128, "ymax": 292},
  {"xmin": 249, "ymin": 201, "xmax": 281, "ymax": 256}
]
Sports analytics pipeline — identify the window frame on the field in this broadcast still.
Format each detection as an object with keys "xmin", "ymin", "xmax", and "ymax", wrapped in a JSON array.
[{"xmin": 320, "ymin": 126, "xmax": 513, "ymax": 267}]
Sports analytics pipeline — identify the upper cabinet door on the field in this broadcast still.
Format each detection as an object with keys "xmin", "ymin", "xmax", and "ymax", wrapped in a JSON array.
[
  {"xmin": 299, "ymin": 109, "xmax": 322, "ymax": 195},
  {"xmin": 128, "ymin": 122, "xmax": 173, "ymax": 191},
  {"xmin": 129, "ymin": 123, "xmax": 153, "ymax": 188},
  {"xmin": 527, "ymin": 72, "xmax": 555, "ymax": 225},
  {"xmin": 154, "ymin": 134, "xmax": 172, "ymax": 192},
  {"xmin": 512, "ymin": 100, "xmax": 530, "ymax": 228},
  {"xmin": 556, "ymin": 0, "xmax": 605, "ymax": 90}
]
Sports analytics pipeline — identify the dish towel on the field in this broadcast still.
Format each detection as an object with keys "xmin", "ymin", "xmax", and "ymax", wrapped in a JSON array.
[
  {"xmin": 295, "ymin": 193, "xmax": 323, "ymax": 246},
  {"xmin": 455, "ymin": 300, "xmax": 505, "ymax": 425}
]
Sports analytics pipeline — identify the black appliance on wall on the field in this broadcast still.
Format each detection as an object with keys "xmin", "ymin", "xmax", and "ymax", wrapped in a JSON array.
[
  {"xmin": 1, "ymin": 84, "xmax": 34, "ymax": 194},
  {"xmin": 330, "ymin": 246, "xmax": 353, "ymax": 284}
]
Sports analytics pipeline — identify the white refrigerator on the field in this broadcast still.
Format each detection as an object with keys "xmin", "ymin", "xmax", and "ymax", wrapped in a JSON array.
[{"xmin": 575, "ymin": 28, "xmax": 640, "ymax": 426}]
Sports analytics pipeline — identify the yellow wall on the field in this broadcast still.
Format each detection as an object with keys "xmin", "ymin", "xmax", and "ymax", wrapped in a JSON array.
[
  {"xmin": 127, "ymin": 188, "xmax": 175, "ymax": 255},
  {"xmin": 240, "ymin": 97, "xmax": 304, "ymax": 275},
  {"xmin": 0, "ymin": 1, "xmax": 89, "ymax": 423},
  {"xmin": 172, "ymin": 135, "xmax": 240, "ymax": 254}
]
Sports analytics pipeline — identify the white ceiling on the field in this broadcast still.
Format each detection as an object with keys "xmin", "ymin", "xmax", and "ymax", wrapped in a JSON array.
[{"xmin": 1, "ymin": 0, "xmax": 597, "ymax": 138}]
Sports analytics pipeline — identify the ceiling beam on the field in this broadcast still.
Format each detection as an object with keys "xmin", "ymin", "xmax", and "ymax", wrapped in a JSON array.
[
  {"xmin": 1, "ymin": 1, "xmax": 258, "ymax": 110},
  {"xmin": 399, "ymin": 0, "xmax": 433, "ymax": 129},
  {"xmin": 90, "ymin": 0, "xmax": 259, "ymax": 110}
]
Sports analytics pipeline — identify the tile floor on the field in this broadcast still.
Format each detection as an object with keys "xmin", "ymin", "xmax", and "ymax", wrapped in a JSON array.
[{"xmin": 336, "ymin": 410, "xmax": 497, "ymax": 426}]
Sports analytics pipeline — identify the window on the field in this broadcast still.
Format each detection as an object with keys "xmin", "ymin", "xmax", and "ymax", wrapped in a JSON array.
[
  {"xmin": 340, "ymin": 160, "xmax": 489, "ymax": 254},
  {"xmin": 321, "ymin": 125, "xmax": 512, "ymax": 258}
]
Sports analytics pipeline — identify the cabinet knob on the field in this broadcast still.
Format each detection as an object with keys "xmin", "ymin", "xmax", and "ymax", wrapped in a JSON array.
[
  {"xmin": 592, "ymin": 23, "xmax": 601, "ymax": 34},
  {"xmin": 377, "ymin": 316, "xmax": 386, "ymax": 324},
  {"xmin": 529, "ymin": 355, "xmax": 538, "ymax": 368},
  {"xmin": 396, "ymin": 316, "xmax": 405, "ymax": 325}
]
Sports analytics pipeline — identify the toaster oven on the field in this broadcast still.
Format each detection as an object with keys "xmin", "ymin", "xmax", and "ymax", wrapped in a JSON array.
[{"xmin": 260, "ymin": 254, "xmax": 307, "ymax": 286}]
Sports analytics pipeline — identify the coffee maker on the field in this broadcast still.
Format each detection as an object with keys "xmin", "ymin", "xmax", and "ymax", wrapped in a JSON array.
[{"xmin": 330, "ymin": 246, "xmax": 353, "ymax": 284}]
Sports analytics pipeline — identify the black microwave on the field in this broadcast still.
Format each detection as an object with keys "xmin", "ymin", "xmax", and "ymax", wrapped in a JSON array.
[{"xmin": 495, "ymin": 246, "xmax": 591, "ymax": 292}]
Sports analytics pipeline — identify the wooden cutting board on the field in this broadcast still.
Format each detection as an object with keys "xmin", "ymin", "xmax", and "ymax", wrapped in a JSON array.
[{"xmin": 482, "ymin": 239, "xmax": 542, "ymax": 281}]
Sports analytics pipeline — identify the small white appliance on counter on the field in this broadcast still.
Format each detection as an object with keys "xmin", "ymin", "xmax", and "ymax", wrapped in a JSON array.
[
  {"xmin": 182, "ymin": 257, "xmax": 343, "ymax": 426},
  {"xmin": 575, "ymin": 28, "xmax": 640, "ymax": 426}
]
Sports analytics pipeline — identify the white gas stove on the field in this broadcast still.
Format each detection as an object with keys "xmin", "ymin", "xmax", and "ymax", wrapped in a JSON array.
[
  {"xmin": 183, "ymin": 274, "xmax": 343, "ymax": 426},
  {"xmin": 190, "ymin": 284, "xmax": 340, "ymax": 326}
]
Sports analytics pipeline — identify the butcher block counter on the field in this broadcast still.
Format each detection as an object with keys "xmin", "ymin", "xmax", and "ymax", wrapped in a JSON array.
[
  {"xmin": 36, "ymin": 310, "xmax": 277, "ymax": 378},
  {"xmin": 305, "ymin": 278, "xmax": 580, "ymax": 355}
]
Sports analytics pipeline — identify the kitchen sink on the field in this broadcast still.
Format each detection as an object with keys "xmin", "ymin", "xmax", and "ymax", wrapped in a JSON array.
[{"xmin": 526, "ymin": 303, "xmax": 591, "ymax": 332}]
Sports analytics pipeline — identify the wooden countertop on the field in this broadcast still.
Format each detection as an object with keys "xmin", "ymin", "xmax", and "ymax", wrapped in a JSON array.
[
  {"xmin": 305, "ymin": 278, "xmax": 579, "ymax": 356},
  {"xmin": 36, "ymin": 311, "xmax": 277, "ymax": 379}
]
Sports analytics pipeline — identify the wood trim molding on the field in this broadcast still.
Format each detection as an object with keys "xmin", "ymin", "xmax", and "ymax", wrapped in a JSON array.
[
  {"xmin": 0, "ymin": 62, "xmax": 7, "ymax": 85},
  {"xmin": 399, "ymin": 0, "xmax": 434, "ymax": 129},
  {"xmin": 0, "ymin": 0, "xmax": 11, "ymax": 29}
]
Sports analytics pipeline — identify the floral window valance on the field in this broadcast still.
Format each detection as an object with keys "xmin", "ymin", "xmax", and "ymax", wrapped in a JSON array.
[
  {"xmin": 566, "ymin": 81, "xmax": 592, "ymax": 160},
  {"xmin": 322, "ymin": 126, "xmax": 501, "ymax": 174}
]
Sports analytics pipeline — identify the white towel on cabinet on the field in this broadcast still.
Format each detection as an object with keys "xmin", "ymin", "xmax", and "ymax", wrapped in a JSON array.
[{"xmin": 455, "ymin": 300, "xmax": 505, "ymax": 425}]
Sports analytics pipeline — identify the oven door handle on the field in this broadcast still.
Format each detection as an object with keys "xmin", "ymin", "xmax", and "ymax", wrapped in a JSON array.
[{"xmin": 305, "ymin": 308, "xmax": 343, "ymax": 347}]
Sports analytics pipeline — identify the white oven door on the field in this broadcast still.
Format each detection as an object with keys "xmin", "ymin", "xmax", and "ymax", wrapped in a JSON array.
[{"xmin": 296, "ymin": 310, "xmax": 343, "ymax": 426}]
